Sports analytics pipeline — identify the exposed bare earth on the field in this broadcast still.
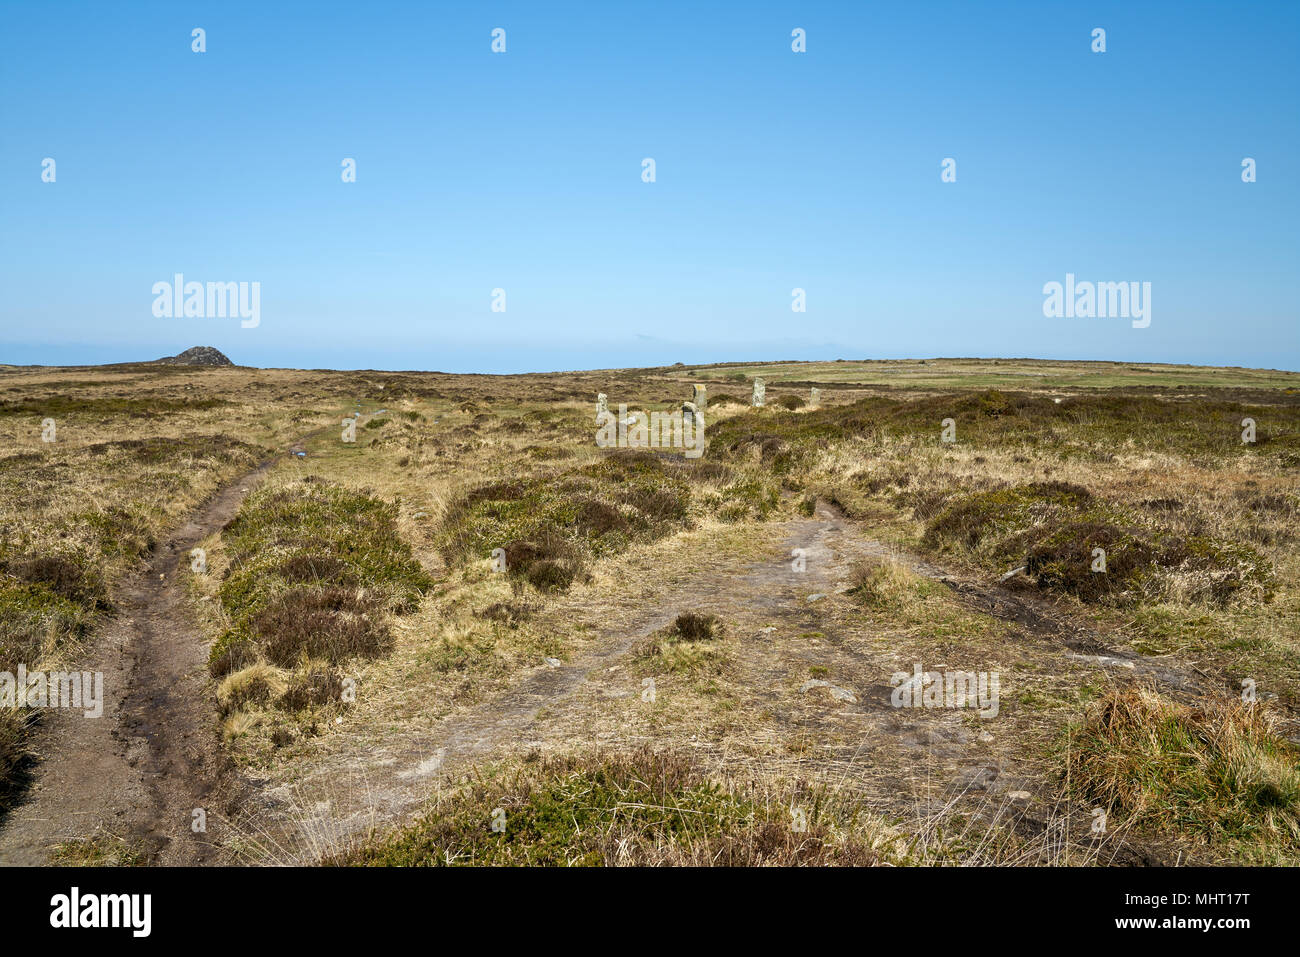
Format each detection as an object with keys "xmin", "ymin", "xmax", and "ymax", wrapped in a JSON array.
[
  {"xmin": 0, "ymin": 477, "xmax": 1213, "ymax": 865},
  {"xmin": 242, "ymin": 503, "xmax": 1210, "ymax": 864},
  {"xmin": 0, "ymin": 458, "xmax": 278, "ymax": 865},
  {"xmin": 2, "ymin": 359, "xmax": 1295, "ymax": 866}
]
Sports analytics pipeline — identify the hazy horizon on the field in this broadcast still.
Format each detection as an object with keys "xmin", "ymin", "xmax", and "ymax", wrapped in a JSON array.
[{"xmin": 4, "ymin": 342, "xmax": 1299, "ymax": 377}]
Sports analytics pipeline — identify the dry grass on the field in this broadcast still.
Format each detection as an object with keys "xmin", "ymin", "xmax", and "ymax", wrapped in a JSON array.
[
  {"xmin": 1064, "ymin": 687, "xmax": 1300, "ymax": 862},
  {"xmin": 216, "ymin": 662, "xmax": 289, "ymax": 713},
  {"xmin": 333, "ymin": 748, "xmax": 895, "ymax": 866},
  {"xmin": 847, "ymin": 557, "xmax": 929, "ymax": 610},
  {"xmin": 4, "ymin": 358, "xmax": 1299, "ymax": 865}
]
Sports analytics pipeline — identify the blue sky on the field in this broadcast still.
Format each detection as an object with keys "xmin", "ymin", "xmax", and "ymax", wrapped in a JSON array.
[{"xmin": 2, "ymin": 0, "xmax": 1297, "ymax": 372}]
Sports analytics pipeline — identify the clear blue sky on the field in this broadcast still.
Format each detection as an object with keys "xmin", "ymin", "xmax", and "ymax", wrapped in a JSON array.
[{"xmin": 2, "ymin": 1, "xmax": 1297, "ymax": 372}]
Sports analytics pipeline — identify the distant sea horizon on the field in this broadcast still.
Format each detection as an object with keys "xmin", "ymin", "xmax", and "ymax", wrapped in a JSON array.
[{"xmin": 4, "ymin": 342, "xmax": 1298, "ymax": 376}]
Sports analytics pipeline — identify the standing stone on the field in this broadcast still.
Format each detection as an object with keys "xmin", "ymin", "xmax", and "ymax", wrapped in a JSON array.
[
  {"xmin": 752, "ymin": 378, "xmax": 765, "ymax": 407},
  {"xmin": 596, "ymin": 392, "xmax": 608, "ymax": 417},
  {"xmin": 809, "ymin": 387, "xmax": 821, "ymax": 409},
  {"xmin": 693, "ymin": 384, "xmax": 707, "ymax": 409}
]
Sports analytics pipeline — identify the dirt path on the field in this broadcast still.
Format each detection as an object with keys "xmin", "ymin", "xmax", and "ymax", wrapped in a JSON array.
[
  {"xmin": 247, "ymin": 502, "xmax": 1211, "ymax": 864},
  {"xmin": 0, "ymin": 457, "xmax": 283, "ymax": 865},
  {"xmin": 241, "ymin": 517, "xmax": 838, "ymax": 862},
  {"xmin": 0, "ymin": 469, "xmax": 1211, "ymax": 866}
]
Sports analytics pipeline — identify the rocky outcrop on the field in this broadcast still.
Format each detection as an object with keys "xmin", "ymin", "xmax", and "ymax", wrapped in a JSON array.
[{"xmin": 155, "ymin": 346, "xmax": 233, "ymax": 367}]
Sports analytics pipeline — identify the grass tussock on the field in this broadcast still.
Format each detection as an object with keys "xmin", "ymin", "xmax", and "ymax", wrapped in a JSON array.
[
  {"xmin": 0, "ymin": 706, "xmax": 34, "ymax": 810},
  {"xmin": 0, "ymin": 568, "xmax": 100, "ymax": 812},
  {"xmin": 669, "ymin": 611, "xmax": 720, "ymax": 641},
  {"xmin": 279, "ymin": 660, "xmax": 345, "ymax": 712},
  {"xmin": 847, "ymin": 557, "xmax": 928, "ymax": 610},
  {"xmin": 1064, "ymin": 687, "xmax": 1300, "ymax": 862},
  {"xmin": 216, "ymin": 662, "xmax": 289, "ymax": 712},
  {"xmin": 637, "ymin": 612, "xmax": 727, "ymax": 674},
  {"xmin": 333, "ymin": 748, "xmax": 890, "ymax": 866}
]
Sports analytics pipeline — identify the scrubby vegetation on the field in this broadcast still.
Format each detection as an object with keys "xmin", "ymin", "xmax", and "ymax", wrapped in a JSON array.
[
  {"xmin": 922, "ymin": 482, "xmax": 1276, "ymax": 606},
  {"xmin": 207, "ymin": 477, "xmax": 431, "ymax": 742},
  {"xmin": 1064, "ymin": 688, "xmax": 1300, "ymax": 863},
  {"xmin": 0, "ymin": 394, "xmax": 229, "ymax": 420},
  {"xmin": 438, "ymin": 453, "xmax": 691, "ymax": 593},
  {"xmin": 708, "ymin": 388, "xmax": 1300, "ymax": 471},
  {"xmin": 637, "ymin": 612, "xmax": 726, "ymax": 674},
  {"xmin": 0, "ymin": 410, "xmax": 266, "ymax": 812},
  {"xmin": 335, "ymin": 748, "xmax": 891, "ymax": 866},
  {"xmin": 438, "ymin": 451, "xmax": 781, "ymax": 595},
  {"xmin": 50, "ymin": 835, "xmax": 148, "ymax": 867},
  {"xmin": 710, "ymin": 389, "xmax": 1290, "ymax": 614},
  {"xmin": 4, "ymin": 359, "xmax": 1299, "ymax": 867},
  {"xmin": 847, "ymin": 557, "xmax": 932, "ymax": 610}
]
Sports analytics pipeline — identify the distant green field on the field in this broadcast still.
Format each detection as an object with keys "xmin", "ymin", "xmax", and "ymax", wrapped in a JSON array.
[{"xmin": 677, "ymin": 358, "xmax": 1300, "ymax": 392}]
